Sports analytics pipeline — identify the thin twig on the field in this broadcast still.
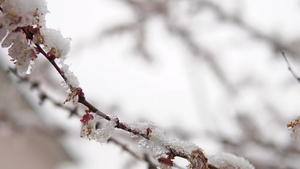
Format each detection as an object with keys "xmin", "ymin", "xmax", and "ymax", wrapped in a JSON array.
[
  {"xmin": 281, "ymin": 52, "xmax": 300, "ymax": 83},
  {"xmin": 108, "ymin": 138, "xmax": 152, "ymax": 162},
  {"xmin": 199, "ymin": 1, "xmax": 299, "ymax": 57}
]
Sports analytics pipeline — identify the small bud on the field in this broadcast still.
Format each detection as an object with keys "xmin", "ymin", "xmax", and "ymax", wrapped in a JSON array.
[{"xmin": 158, "ymin": 157, "xmax": 173, "ymax": 168}]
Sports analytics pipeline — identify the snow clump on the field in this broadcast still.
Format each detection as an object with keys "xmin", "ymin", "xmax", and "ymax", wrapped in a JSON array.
[
  {"xmin": 80, "ymin": 113, "xmax": 117, "ymax": 143},
  {"xmin": 37, "ymin": 27, "xmax": 70, "ymax": 60},
  {"xmin": 208, "ymin": 152, "xmax": 255, "ymax": 169},
  {"xmin": 129, "ymin": 122, "xmax": 201, "ymax": 156}
]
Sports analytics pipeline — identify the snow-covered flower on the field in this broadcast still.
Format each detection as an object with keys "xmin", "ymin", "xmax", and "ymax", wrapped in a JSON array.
[
  {"xmin": 2, "ymin": 31, "xmax": 37, "ymax": 73},
  {"xmin": 1, "ymin": 0, "xmax": 48, "ymax": 27},
  {"xmin": 63, "ymin": 87, "xmax": 83, "ymax": 105},
  {"xmin": 32, "ymin": 27, "xmax": 71, "ymax": 60},
  {"xmin": 0, "ymin": 0, "xmax": 71, "ymax": 74},
  {"xmin": 0, "ymin": 0, "xmax": 47, "ymax": 73},
  {"xmin": 80, "ymin": 113, "xmax": 117, "ymax": 143},
  {"xmin": 80, "ymin": 113, "xmax": 97, "ymax": 139}
]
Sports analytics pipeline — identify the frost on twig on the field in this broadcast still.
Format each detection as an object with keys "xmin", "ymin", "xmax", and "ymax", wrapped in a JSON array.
[
  {"xmin": 129, "ymin": 122, "xmax": 200, "ymax": 154},
  {"xmin": 128, "ymin": 122, "xmax": 210, "ymax": 169}
]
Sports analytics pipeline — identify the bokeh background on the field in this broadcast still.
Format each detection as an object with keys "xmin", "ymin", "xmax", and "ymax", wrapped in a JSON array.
[{"xmin": 1, "ymin": 0, "xmax": 300, "ymax": 168}]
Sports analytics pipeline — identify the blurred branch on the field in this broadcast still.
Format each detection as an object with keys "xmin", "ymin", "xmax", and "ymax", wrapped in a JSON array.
[
  {"xmin": 8, "ymin": 66, "xmax": 160, "ymax": 168},
  {"xmin": 166, "ymin": 23, "xmax": 236, "ymax": 94},
  {"xmin": 108, "ymin": 137, "xmax": 158, "ymax": 169},
  {"xmin": 198, "ymin": 1, "xmax": 300, "ymax": 57},
  {"xmin": 102, "ymin": 0, "xmax": 236, "ymax": 94},
  {"xmin": 208, "ymin": 113, "xmax": 300, "ymax": 169},
  {"xmin": 282, "ymin": 52, "xmax": 300, "ymax": 82},
  {"xmin": 7, "ymin": 67, "xmax": 78, "ymax": 116},
  {"xmin": 101, "ymin": 0, "xmax": 169, "ymax": 61},
  {"xmin": 100, "ymin": 0, "xmax": 300, "ymax": 96}
]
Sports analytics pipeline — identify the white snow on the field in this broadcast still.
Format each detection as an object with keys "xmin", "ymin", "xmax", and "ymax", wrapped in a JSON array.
[
  {"xmin": 95, "ymin": 116, "xmax": 117, "ymax": 143},
  {"xmin": 61, "ymin": 63, "xmax": 79, "ymax": 89},
  {"xmin": 129, "ymin": 122, "xmax": 201, "ymax": 156},
  {"xmin": 208, "ymin": 152, "xmax": 255, "ymax": 169},
  {"xmin": 1, "ymin": 0, "xmax": 300, "ymax": 168},
  {"xmin": 1, "ymin": 0, "xmax": 48, "ymax": 26},
  {"xmin": 80, "ymin": 114, "xmax": 117, "ymax": 144},
  {"xmin": 39, "ymin": 27, "xmax": 70, "ymax": 59}
]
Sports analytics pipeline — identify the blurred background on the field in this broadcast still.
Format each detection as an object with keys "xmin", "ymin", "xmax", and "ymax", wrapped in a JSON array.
[{"xmin": 1, "ymin": 0, "xmax": 300, "ymax": 168}]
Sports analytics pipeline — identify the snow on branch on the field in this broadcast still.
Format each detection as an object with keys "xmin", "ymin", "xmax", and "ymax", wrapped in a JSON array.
[
  {"xmin": 0, "ymin": 1, "xmax": 255, "ymax": 168},
  {"xmin": 6, "ymin": 67, "xmax": 160, "ymax": 168}
]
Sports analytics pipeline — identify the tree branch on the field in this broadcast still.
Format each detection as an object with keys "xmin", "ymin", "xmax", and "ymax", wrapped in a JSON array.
[{"xmin": 282, "ymin": 52, "xmax": 300, "ymax": 83}]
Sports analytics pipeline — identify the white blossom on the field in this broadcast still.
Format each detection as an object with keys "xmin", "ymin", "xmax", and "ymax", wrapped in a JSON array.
[
  {"xmin": 0, "ymin": 0, "xmax": 72, "ymax": 74},
  {"xmin": 80, "ymin": 113, "xmax": 117, "ymax": 143},
  {"xmin": 2, "ymin": 32, "xmax": 36, "ymax": 74},
  {"xmin": 0, "ymin": 0, "xmax": 48, "ymax": 73},
  {"xmin": 1, "ymin": 0, "xmax": 48, "ymax": 26}
]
